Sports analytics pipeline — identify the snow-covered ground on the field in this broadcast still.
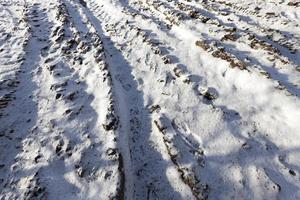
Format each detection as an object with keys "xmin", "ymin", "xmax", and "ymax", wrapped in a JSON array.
[{"xmin": 0, "ymin": 0, "xmax": 299, "ymax": 199}]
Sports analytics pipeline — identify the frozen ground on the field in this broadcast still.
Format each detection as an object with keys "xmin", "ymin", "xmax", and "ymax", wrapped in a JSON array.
[{"xmin": 0, "ymin": 0, "xmax": 299, "ymax": 199}]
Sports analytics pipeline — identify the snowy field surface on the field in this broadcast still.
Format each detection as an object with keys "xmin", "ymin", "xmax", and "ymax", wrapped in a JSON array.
[{"xmin": 0, "ymin": 0, "xmax": 300, "ymax": 199}]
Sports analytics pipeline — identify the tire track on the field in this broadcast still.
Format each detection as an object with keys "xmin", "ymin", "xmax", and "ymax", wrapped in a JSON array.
[
  {"xmin": 0, "ymin": 2, "xmax": 28, "ymax": 118},
  {"xmin": 0, "ymin": 2, "xmax": 50, "ymax": 199},
  {"xmin": 41, "ymin": 1, "xmax": 124, "ymax": 199},
  {"xmin": 1, "ymin": 0, "xmax": 124, "ymax": 199},
  {"xmin": 77, "ymin": 0, "xmax": 203, "ymax": 198}
]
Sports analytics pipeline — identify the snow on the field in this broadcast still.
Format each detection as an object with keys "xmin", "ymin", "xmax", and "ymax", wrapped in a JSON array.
[{"xmin": 0, "ymin": 0, "xmax": 300, "ymax": 199}]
